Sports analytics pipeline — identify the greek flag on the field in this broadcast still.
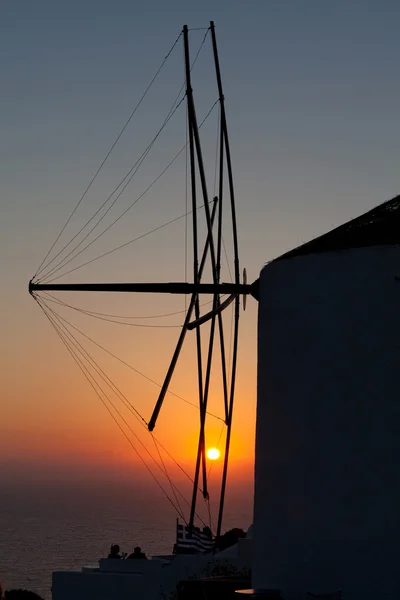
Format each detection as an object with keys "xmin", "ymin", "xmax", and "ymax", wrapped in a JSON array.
[{"xmin": 175, "ymin": 520, "xmax": 214, "ymax": 554}]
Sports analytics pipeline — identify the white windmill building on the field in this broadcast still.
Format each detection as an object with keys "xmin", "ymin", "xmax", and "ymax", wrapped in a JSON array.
[{"xmin": 252, "ymin": 193, "xmax": 400, "ymax": 600}]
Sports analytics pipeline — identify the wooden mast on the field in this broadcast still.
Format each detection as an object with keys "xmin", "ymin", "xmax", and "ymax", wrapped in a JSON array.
[{"xmin": 210, "ymin": 19, "xmax": 241, "ymax": 539}]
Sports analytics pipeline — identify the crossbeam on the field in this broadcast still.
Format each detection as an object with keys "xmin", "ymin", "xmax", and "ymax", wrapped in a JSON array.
[{"xmin": 29, "ymin": 280, "xmax": 259, "ymax": 298}]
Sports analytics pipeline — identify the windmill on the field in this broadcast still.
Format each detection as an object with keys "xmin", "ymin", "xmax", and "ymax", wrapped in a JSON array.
[{"xmin": 29, "ymin": 22, "xmax": 259, "ymax": 539}]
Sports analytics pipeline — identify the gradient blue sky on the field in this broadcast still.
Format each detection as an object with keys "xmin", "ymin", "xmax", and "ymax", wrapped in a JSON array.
[{"xmin": 1, "ymin": 0, "xmax": 400, "ymax": 483}]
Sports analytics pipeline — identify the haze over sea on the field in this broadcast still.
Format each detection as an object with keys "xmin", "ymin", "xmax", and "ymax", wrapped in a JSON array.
[{"xmin": 0, "ymin": 478, "xmax": 252, "ymax": 600}]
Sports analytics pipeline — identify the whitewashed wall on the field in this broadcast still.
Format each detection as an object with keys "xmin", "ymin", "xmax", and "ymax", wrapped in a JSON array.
[{"xmin": 253, "ymin": 245, "xmax": 400, "ymax": 599}]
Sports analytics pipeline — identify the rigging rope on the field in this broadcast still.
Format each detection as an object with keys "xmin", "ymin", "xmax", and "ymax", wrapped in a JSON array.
[
  {"xmin": 38, "ymin": 95, "xmax": 186, "ymax": 282},
  {"xmin": 40, "ymin": 294, "xmax": 181, "ymax": 328},
  {"xmin": 34, "ymin": 293, "xmax": 225, "ymax": 423},
  {"xmin": 34, "ymin": 31, "xmax": 182, "ymax": 279},
  {"xmin": 39, "ymin": 297, "xmax": 149, "ymax": 426},
  {"xmin": 36, "ymin": 291, "xmax": 227, "ymax": 524},
  {"xmin": 40, "ymin": 98, "xmax": 219, "ymax": 284},
  {"xmin": 36, "ymin": 295, "xmax": 211, "ymax": 525},
  {"xmin": 41, "ymin": 202, "xmax": 208, "ymax": 282},
  {"xmin": 35, "ymin": 296, "xmax": 186, "ymax": 519},
  {"xmin": 151, "ymin": 434, "xmax": 186, "ymax": 524},
  {"xmin": 38, "ymin": 291, "xmax": 232, "ymax": 530},
  {"xmin": 41, "ymin": 290, "xmax": 215, "ymax": 320},
  {"xmin": 36, "ymin": 29, "xmax": 211, "ymax": 284},
  {"xmin": 39, "ymin": 294, "xmax": 205, "ymax": 491}
]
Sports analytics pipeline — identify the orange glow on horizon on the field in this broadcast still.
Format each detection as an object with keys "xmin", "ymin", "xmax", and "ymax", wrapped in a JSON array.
[{"xmin": 3, "ymin": 278, "xmax": 257, "ymax": 486}]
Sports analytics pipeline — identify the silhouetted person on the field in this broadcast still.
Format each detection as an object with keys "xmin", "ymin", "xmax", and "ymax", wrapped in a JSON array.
[
  {"xmin": 202, "ymin": 525, "xmax": 212, "ymax": 539},
  {"xmin": 215, "ymin": 527, "xmax": 245, "ymax": 551},
  {"xmin": 127, "ymin": 546, "xmax": 147, "ymax": 560},
  {"xmin": 108, "ymin": 543, "xmax": 121, "ymax": 559}
]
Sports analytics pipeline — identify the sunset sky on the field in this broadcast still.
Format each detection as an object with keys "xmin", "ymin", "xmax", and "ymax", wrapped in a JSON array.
[{"xmin": 2, "ymin": 0, "xmax": 400, "ymax": 513}]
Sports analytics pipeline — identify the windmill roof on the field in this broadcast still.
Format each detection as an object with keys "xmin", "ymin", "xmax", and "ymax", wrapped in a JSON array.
[{"xmin": 275, "ymin": 193, "xmax": 400, "ymax": 262}]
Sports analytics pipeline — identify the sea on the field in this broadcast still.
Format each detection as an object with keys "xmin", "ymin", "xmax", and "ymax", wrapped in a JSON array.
[{"xmin": 0, "ymin": 479, "xmax": 253, "ymax": 599}]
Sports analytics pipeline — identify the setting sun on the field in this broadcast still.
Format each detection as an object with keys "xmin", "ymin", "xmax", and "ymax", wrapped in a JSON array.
[{"xmin": 207, "ymin": 448, "xmax": 220, "ymax": 460}]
